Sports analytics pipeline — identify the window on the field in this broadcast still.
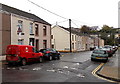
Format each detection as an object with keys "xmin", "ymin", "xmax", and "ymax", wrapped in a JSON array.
[
  {"xmin": 30, "ymin": 23, "xmax": 33, "ymax": 34},
  {"xmin": 72, "ymin": 43, "xmax": 74, "ymax": 49},
  {"xmin": 75, "ymin": 35, "xmax": 77, "ymax": 41},
  {"xmin": 43, "ymin": 26, "xmax": 47, "ymax": 36},
  {"xmin": 32, "ymin": 47, "xmax": 39, "ymax": 53},
  {"xmin": 43, "ymin": 40, "xmax": 47, "ymax": 48},
  {"xmin": 29, "ymin": 38, "xmax": 34, "ymax": 46},
  {"xmin": 35, "ymin": 24, "xmax": 39, "ymax": 36},
  {"xmin": 18, "ymin": 39, "xmax": 24, "ymax": 45},
  {"xmin": 52, "ymin": 45, "xmax": 54, "ymax": 48},
  {"xmin": 72, "ymin": 35, "xmax": 74, "ymax": 41},
  {"xmin": 51, "ymin": 35, "xmax": 53, "ymax": 39},
  {"xmin": 17, "ymin": 20, "xmax": 23, "ymax": 34},
  {"xmin": 36, "ymin": 39, "xmax": 39, "ymax": 50}
]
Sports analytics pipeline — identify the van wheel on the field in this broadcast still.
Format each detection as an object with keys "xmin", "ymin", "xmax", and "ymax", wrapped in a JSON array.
[
  {"xmin": 49, "ymin": 56, "xmax": 52, "ymax": 61},
  {"xmin": 21, "ymin": 59, "xmax": 27, "ymax": 66},
  {"xmin": 39, "ymin": 57, "xmax": 43, "ymax": 63},
  {"xmin": 8, "ymin": 62, "xmax": 13, "ymax": 65}
]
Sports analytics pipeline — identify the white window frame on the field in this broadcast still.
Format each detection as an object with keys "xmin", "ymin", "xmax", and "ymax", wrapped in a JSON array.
[
  {"xmin": 30, "ymin": 23, "xmax": 33, "ymax": 34},
  {"xmin": 18, "ymin": 39, "xmax": 24, "ymax": 45},
  {"xmin": 17, "ymin": 20, "xmax": 23, "ymax": 33}
]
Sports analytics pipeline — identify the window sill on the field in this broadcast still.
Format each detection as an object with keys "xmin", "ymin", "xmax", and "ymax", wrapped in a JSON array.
[
  {"xmin": 30, "ymin": 34, "xmax": 34, "ymax": 35},
  {"xmin": 17, "ymin": 32, "xmax": 24, "ymax": 35}
]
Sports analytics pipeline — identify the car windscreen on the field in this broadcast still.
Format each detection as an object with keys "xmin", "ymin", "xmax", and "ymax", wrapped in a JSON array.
[
  {"xmin": 39, "ymin": 49, "xmax": 46, "ymax": 53},
  {"xmin": 93, "ymin": 50, "xmax": 106, "ymax": 54},
  {"xmin": 104, "ymin": 46, "xmax": 112, "ymax": 49}
]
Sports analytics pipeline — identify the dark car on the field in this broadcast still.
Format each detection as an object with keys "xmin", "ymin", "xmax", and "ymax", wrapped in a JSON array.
[{"xmin": 39, "ymin": 48, "xmax": 61, "ymax": 61}]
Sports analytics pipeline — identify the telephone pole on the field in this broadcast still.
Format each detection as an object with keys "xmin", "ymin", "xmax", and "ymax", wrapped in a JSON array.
[{"xmin": 69, "ymin": 19, "xmax": 72, "ymax": 52}]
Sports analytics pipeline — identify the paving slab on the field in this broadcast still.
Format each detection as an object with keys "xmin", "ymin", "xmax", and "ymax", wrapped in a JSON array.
[{"xmin": 98, "ymin": 66, "xmax": 119, "ymax": 80}]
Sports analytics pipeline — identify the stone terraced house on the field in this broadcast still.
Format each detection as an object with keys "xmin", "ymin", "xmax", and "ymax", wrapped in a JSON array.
[{"xmin": 0, "ymin": 3, "xmax": 51, "ymax": 55}]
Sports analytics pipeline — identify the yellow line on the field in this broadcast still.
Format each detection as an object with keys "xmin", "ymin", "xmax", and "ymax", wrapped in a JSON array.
[{"xmin": 92, "ymin": 63, "xmax": 117, "ymax": 83}]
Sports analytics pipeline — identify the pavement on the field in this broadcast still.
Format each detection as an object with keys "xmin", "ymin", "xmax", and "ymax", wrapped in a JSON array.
[
  {"xmin": 97, "ymin": 48, "xmax": 120, "ymax": 82},
  {"xmin": 0, "ymin": 48, "xmax": 119, "ymax": 82}
]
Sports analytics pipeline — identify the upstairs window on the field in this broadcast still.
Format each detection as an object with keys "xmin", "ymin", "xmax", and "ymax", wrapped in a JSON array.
[
  {"xmin": 35, "ymin": 24, "xmax": 39, "ymax": 36},
  {"xmin": 17, "ymin": 20, "xmax": 23, "ymax": 34},
  {"xmin": 30, "ymin": 23, "xmax": 33, "ymax": 34},
  {"xmin": 75, "ymin": 35, "xmax": 77, "ymax": 41},
  {"xmin": 43, "ymin": 26, "xmax": 47, "ymax": 36},
  {"xmin": 72, "ymin": 35, "xmax": 74, "ymax": 41}
]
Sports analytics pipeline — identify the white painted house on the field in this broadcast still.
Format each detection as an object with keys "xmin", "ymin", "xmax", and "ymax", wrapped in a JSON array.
[{"xmin": 51, "ymin": 25, "xmax": 85, "ymax": 52}]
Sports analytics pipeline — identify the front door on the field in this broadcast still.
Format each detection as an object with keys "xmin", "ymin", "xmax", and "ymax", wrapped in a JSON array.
[{"xmin": 36, "ymin": 39, "xmax": 39, "ymax": 51}]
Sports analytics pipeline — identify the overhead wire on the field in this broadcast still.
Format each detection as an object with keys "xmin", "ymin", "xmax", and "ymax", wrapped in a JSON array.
[
  {"xmin": 27, "ymin": 0, "xmax": 68, "ymax": 20},
  {"xmin": 27, "ymin": 0, "xmax": 102, "ymax": 29},
  {"xmin": 71, "ymin": 20, "xmax": 80, "ymax": 28},
  {"xmin": 51, "ymin": 19, "xmax": 69, "ymax": 25},
  {"xmin": 72, "ymin": 19, "xmax": 102, "ymax": 29}
]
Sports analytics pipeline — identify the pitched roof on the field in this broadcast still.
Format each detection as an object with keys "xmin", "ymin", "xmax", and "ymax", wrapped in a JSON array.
[
  {"xmin": 56, "ymin": 25, "xmax": 91, "ymax": 37},
  {"xmin": 1, "ymin": 3, "xmax": 51, "ymax": 26},
  {"xmin": 57, "ymin": 25, "xmax": 83, "ymax": 36}
]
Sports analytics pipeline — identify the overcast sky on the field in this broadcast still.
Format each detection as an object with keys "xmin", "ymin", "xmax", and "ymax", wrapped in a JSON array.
[{"xmin": 0, "ymin": 0, "xmax": 119, "ymax": 28}]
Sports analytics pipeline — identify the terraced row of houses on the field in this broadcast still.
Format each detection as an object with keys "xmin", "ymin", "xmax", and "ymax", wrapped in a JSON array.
[
  {"xmin": 51, "ymin": 25, "xmax": 104, "ymax": 52},
  {"xmin": 0, "ymin": 3, "xmax": 104, "ymax": 55}
]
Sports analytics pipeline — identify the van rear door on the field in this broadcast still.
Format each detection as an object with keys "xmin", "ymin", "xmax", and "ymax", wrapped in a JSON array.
[
  {"xmin": 6, "ymin": 45, "xmax": 20, "ymax": 62},
  {"xmin": 6, "ymin": 45, "xmax": 19, "ymax": 55}
]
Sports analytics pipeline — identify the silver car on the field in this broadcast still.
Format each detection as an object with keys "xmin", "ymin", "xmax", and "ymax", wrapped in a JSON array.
[{"xmin": 91, "ymin": 49, "xmax": 109, "ymax": 62}]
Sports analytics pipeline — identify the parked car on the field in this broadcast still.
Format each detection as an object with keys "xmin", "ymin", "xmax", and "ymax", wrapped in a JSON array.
[
  {"xmin": 6, "ymin": 45, "xmax": 43, "ymax": 65},
  {"xmin": 112, "ymin": 46, "xmax": 118, "ymax": 52},
  {"xmin": 101, "ymin": 48, "xmax": 113, "ymax": 57},
  {"xmin": 91, "ymin": 49, "xmax": 109, "ymax": 62},
  {"xmin": 118, "ymin": 44, "xmax": 120, "ymax": 47},
  {"xmin": 90, "ymin": 46, "xmax": 95, "ymax": 51},
  {"xmin": 39, "ymin": 48, "xmax": 61, "ymax": 61},
  {"xmin": 103, "ymin": 45, "xmax": 115, "ymax": 56}
]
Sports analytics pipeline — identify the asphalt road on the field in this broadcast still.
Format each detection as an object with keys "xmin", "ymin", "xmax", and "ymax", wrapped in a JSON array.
[{"xmin": 1, "ymin": 50, "xmax": 118, "ymax": 84}]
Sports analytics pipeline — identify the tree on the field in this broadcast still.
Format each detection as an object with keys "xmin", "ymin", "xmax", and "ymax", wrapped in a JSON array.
[
  {"xmin": 80, "ymin": 25, "xmax": 98, "ymax": 34},
  {"xmin": 99, "ymin": 25, "xmax": 116, "ymax": 45},
  {"xmin": 80, "ymin": 25, "xmax": 90, "ymax": 34}
]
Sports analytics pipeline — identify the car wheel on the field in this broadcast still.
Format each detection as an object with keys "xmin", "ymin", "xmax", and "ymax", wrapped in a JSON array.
[
  {"xmin": 39, "ymin": 57, "xmax": 43, "ymax": 63},
  {"xmin": 91, "ymin": 58, "xmax": 94, "ymax": 61},
  {"xmin": 21, "ymin": 59, "xmax": 27, "ymax": 66},
  {"xmin": 103, "ymin": 58, "xmax": 108, "ymax": 63},
  {"xmin": 56, "ymin": 56, "xmax": 60, "ymax": 60},
  {"xmin": 49, "ymin": 56, "xmax": 52, "ymax": 61}
]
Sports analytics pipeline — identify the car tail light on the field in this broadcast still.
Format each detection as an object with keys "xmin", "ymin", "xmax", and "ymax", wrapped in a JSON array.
[
  {"xmin": 107, "ymin": 51, "xmax": 111, "ymax": 53},
  {"xmin": 46, "ymin": 51, "xmax": 50, "ymax": 54}
]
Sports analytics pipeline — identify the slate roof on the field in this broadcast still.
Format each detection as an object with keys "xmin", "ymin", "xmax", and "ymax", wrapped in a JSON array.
[
  {"xmin": 58, "ymin": 25, "xmax": 86, "ymax": 36},
  {"xmin": 1, "ymin": 3, "xmax": 51, "ymax": 25}
]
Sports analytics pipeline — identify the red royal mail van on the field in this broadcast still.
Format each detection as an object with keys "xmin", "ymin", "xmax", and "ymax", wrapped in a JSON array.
[{"xmin": 6, "ymin": 45, "xmax": 43, "ymax": 65}]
